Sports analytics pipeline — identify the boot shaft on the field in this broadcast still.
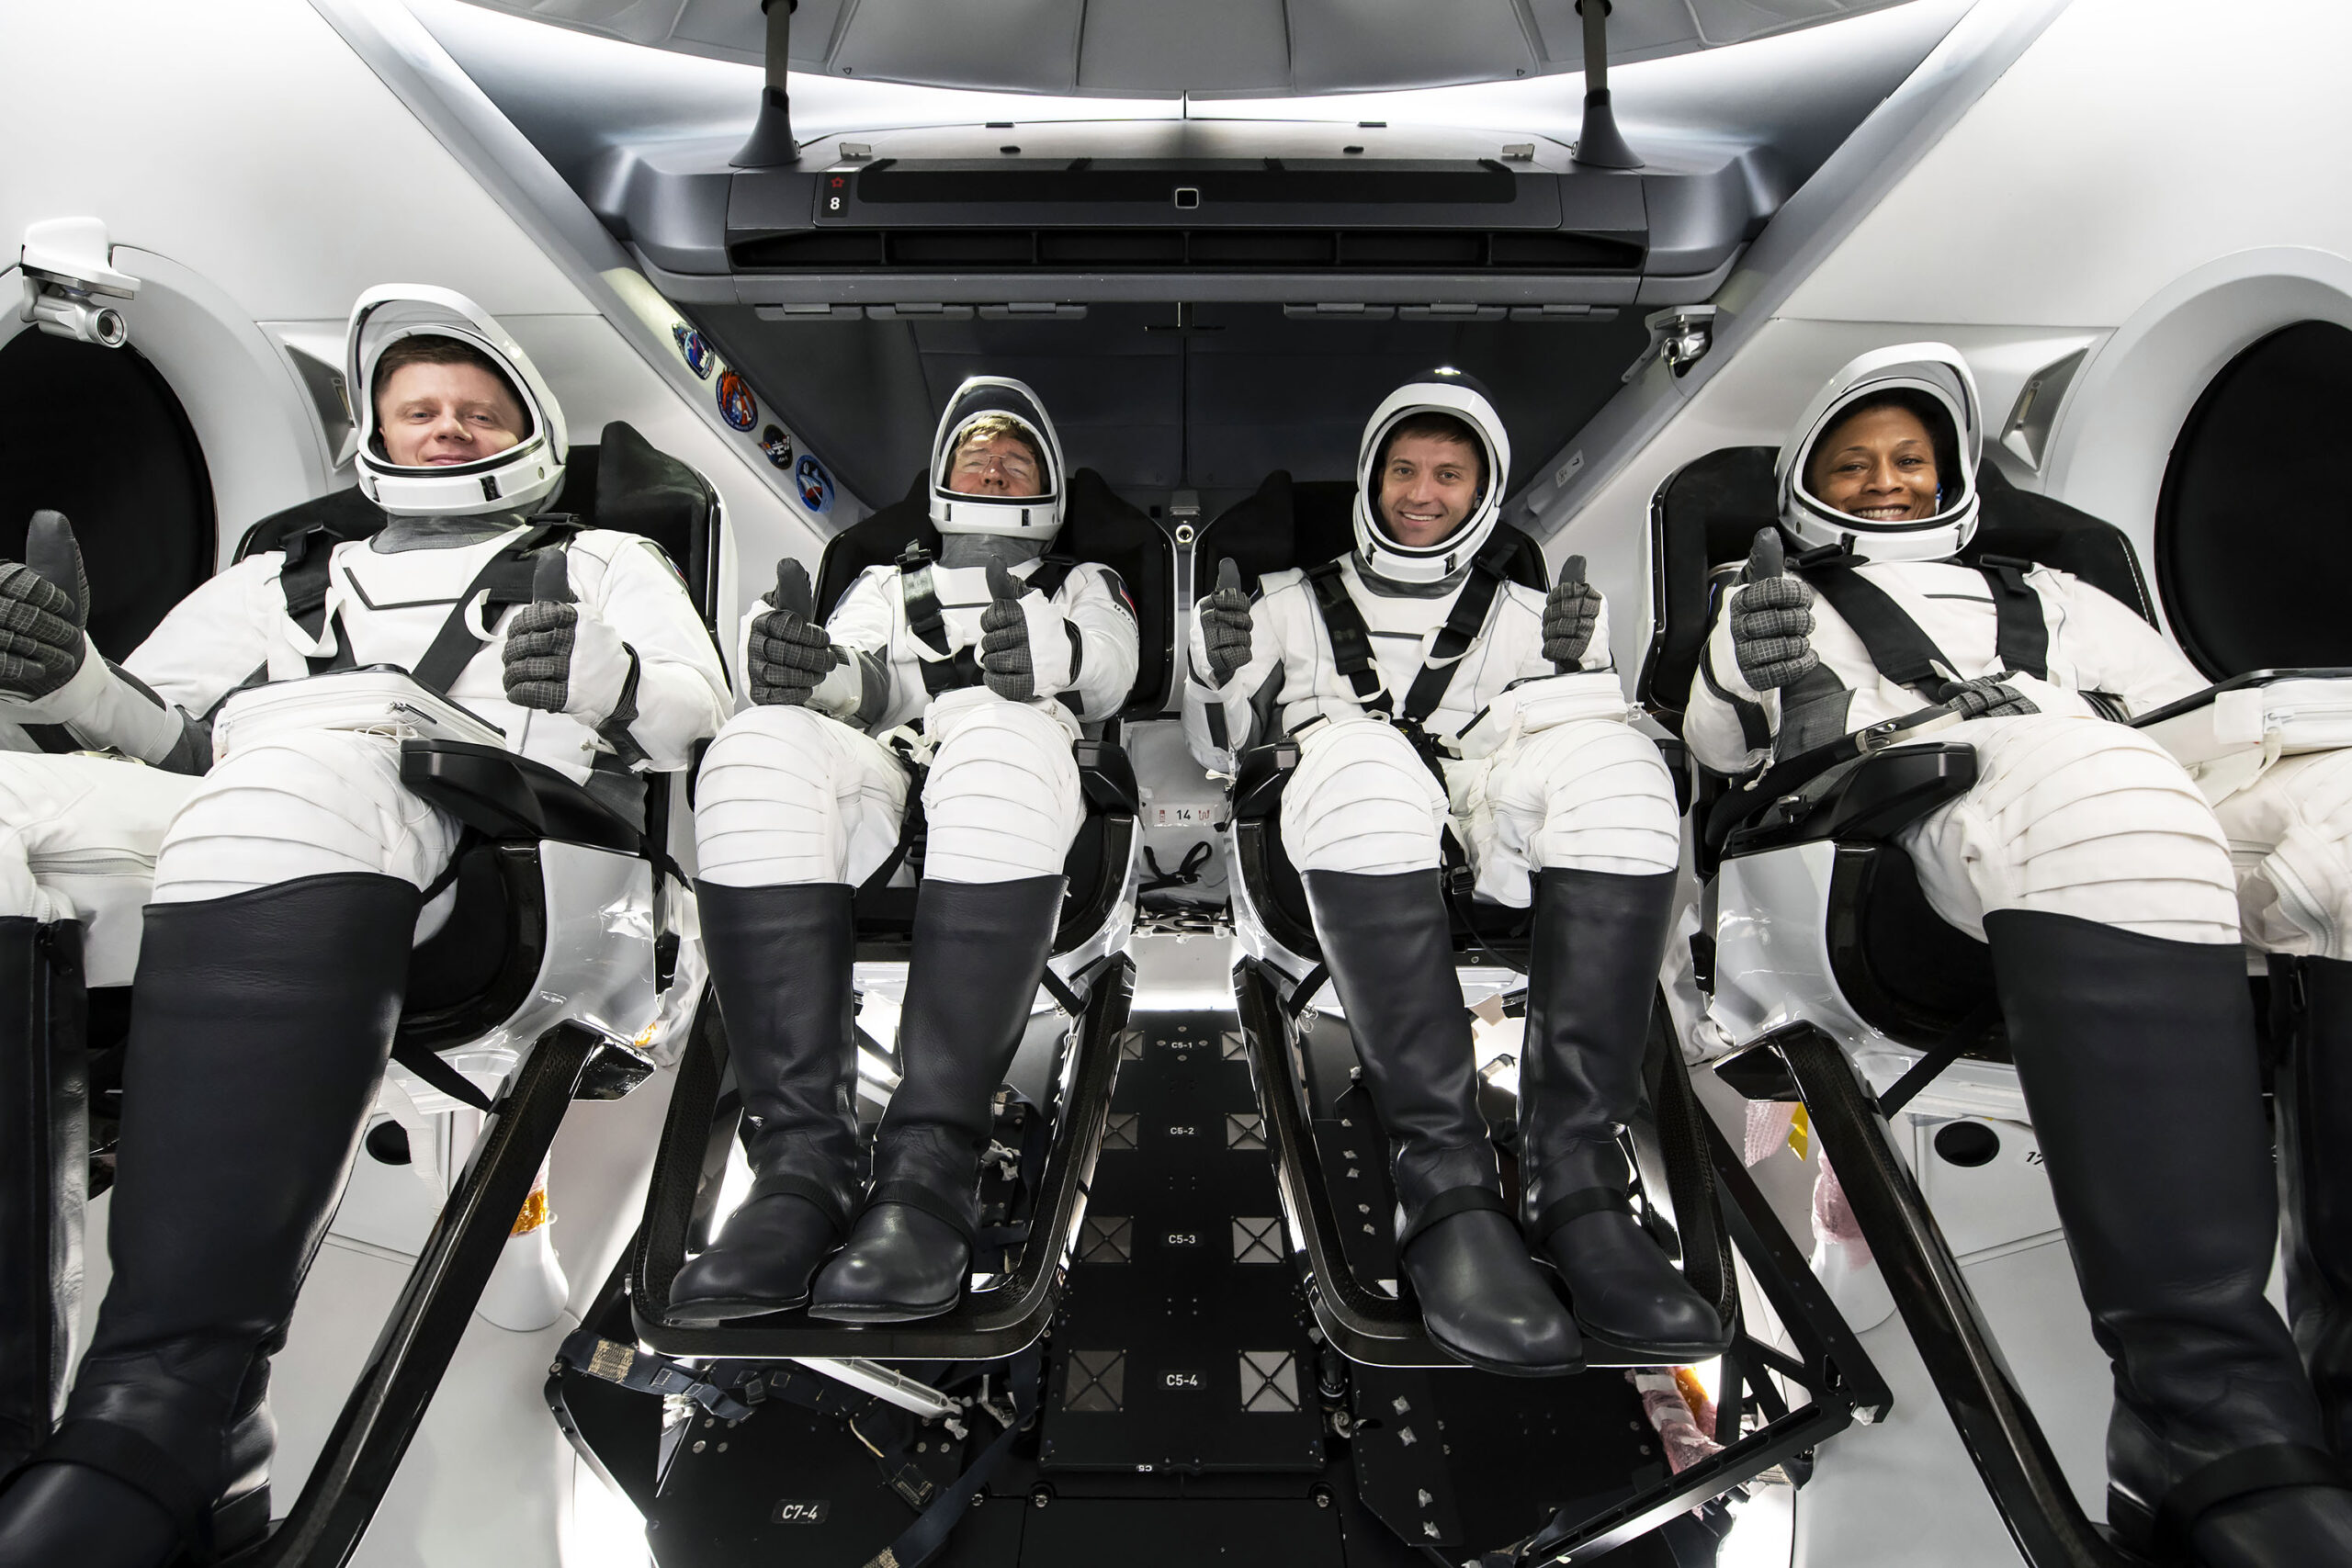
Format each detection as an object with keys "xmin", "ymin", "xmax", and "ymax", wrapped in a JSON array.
[{"xmin": 695, "ymin": 880, "xmax": 858, "ymax": 1179}]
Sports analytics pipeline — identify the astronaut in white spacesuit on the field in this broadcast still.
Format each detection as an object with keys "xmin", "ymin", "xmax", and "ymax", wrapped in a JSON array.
[
  {"xmin": 1183, "ymin": 369, "xmax": 1720, "ymax": 1378},
  {"xmin": 1687, "ymin": 344, "xmax": 2352, "ymax": 1566},
  {"xmin": 671, "ymin": 377, "xmax": 1137, "ymax": 1326},
  {"xmin": 0, "ymin": 286, "xmax": 729, "ymax": 1568}
]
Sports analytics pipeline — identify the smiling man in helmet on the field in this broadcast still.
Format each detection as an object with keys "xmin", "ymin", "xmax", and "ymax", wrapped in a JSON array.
[
  {"xmin": 1183, "ymin": 369, "xmax": 1719, "ymax": 1378},
  {"xmin": 673, "ymin": 376, "xmax": 1137, "ymax": 1327},
  {"xmin": 0, "ymin": 287, "xmax": 729, "ymax": 1568},
  {"xmin": 1687, "ymin": 344, "xmax": 2352, "ymax": 1566}
]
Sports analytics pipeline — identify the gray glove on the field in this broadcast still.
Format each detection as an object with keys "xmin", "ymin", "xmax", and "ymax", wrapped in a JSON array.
[
  {"xmin": 1542, "ymin": 554, "xmax": 1601, "ymax": 671},
  {"xmin": 1202, "ymin": 557, "xmax": 1254, "ymax": 688},
  {"xmin": 1941, "ymin": 676, "xmax": 2038, "ymax": 721},
  {"xmin": 1731, "ymin": 528, "xmax": 1819, "ymax": 692},
  {"xmin": 746, "ymin": 558, "xmax": 840, "ymax": 707},
  {"xmin": 0, "ymin": 510, "xmax": 89, "ymax": 700},
  {"xmin": 978, "ymin": 561, "xmax": 1043, "ymax": 702},
  {"xmin": 502, "ymin": 599, "xmax": 638, "ymax": 722}
]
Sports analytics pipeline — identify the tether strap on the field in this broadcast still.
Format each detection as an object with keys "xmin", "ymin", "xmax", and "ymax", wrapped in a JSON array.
[
  {"xmin": 897, "ymin": 544, "xmax": 982, "ymax": 697},
  {"xmin": 860, "ymin": 1348, "xmax": 1044, "ymax": 1568},
  {"xmin": 15, "ymin": 1418, "xmax": 211, "ymax": 1539},
  {"xmin": 555, "ymin": 1330, "xmax": 755, "ymax": 1420},
  {"xmin": 862, "ymin": 1179, "xmax": 976, "ymax": 1247},
  {"xmin": 1304, "ymin": 561, "xmax": 1385, "ymax": 710},
  {"xmin": 2158, "ymin": 1443, "xmax": 2350, "ymax": 1544},
  {"xmin": 1876, "ymin": 996, "xmax": 2003, "ymax": 1118},
  {"xmin": 1398, "ymin": 1184, "xmax": 1510, "ymax": 1251},
  {"xmin": 406, "ymin": 524, "xmax": 579, "ymax": 697},
  {"xmin": 1975, "ymin": 554, "xmax": 2049, "ymax": 680},
  {"xmin": 1529, "ymin": 1186, "xmax": 1634, "ymax": 1246},
  {"xmin": 390, "ymin": 1040, "xmax": 495, "ymax": 1112}
]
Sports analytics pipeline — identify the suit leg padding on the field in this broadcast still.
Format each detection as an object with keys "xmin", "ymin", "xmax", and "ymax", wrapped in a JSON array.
[
  {"xmin": 1900, "ymin": 714, "xmax": 2241, "ymax": 944},
  {"xmin": 694, "ymin": 705, "xmax": 910, "ymax": 889},
  {"xmin": 920, "ymin": 699, "xmax": 1081, "ymax": 886},
  {"xmin": 1281, "ymin": 718, "xmax": 1446, "ymax": 876}
]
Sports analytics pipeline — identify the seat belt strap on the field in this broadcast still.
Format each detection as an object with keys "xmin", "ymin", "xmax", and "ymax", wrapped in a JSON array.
[
  {"xmin": 406, "ymin": 524, "xmax": 580, "ymax": 699},
  {"xmin": 1975, "ymin": 555, "xmax": 2050, "ymax": 681},
  {"xmin": 1398, "ymin": 535, "xmax": 1517, "ymax": 726},
  {"xmin": 1802, "ymin": 564, "xmax": 1954, "ymax": 703},
  {"xmin": 1303, "ymin": 560, "xmax": 1388, "ymax": 713},
  {"xmin": 897, "ymin": 544, "xmax": 983, "ymax": 697},
  {"xmin": 390, "ymin": 1039, "xmax": 496, "ymax": 1113},
  {"xmin": 277, "ymin": 524, "xmax": 340, "ymax": 639}
]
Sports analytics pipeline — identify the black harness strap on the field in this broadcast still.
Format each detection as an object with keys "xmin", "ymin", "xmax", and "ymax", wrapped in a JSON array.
[
  {"xmin": 1802, "ymin": 556, "xmax": 2051, "ymax": 704},
  {"xmin": 1303, "ymin": 536, "xmax": 1520, "ymax": 729},
  {"xmin": 405, "ymin": 524, "xmax": 579, "ymax": 697},
  {"xmin": 897, "ymin": 543, "xmax": 982, "ymax": 696}
]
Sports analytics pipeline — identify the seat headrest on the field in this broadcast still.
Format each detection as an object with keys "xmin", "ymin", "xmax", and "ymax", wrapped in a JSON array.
[
  {"xmin": 1639, "ymin": 446, "xmax": 2155, "ymax": 719},
  {"xmin": 233, "ymin": 422, "xmax": 720, "ymax": 626},
  {"xmin": 812, "ymin": 466, "xmax": 1173, "ymax": 717},
  {"xmin": 1197, "ymin": 469, "xmax": 1547, "ymax": 593}
]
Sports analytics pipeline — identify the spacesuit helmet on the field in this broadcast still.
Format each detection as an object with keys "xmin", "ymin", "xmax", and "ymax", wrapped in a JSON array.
[
  {"xmin": 1352, "ymin": 367, "xmax": 1512, "ymax": 586},
  {"xmin": 348, "ymin": 284, "xmax": 568, "ymax": 519},
  {"xmin": 1778, "ymin": 343, "xmax": 1982, "ymax": 563},
  {"xmin": 928, "ymin": 376, "xmax": 1066, "ymax": 539}
]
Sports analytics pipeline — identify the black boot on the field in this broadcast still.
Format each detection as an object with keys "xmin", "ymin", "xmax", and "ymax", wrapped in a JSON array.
[
  {"xmin": 2278, "ymin": 954, "xmax": 2352, "ymax": 1460},
  {"xmin": 0, "ymin": 919, "xmax": 86, "ymax": 1474},
  {"xmin": 1985, "ymin": 911, "xmax": 2352, "ymax": 1567},
  {"xmin": 1521, "ymin": 869, "xmax": 1724, "ymax": 1361},
  {"xmin": 0, "ymin": 874, "xmax": 419, "ymax": 1568},
  {"xmin": 808, "ymin": 874, "xmax": 1063, "ymax": 1324},
  {"xmin": 1302, "ymin": 869, "xmax": 1581, "ymax": 1379},
  {"xmin": 667, "ymin": 882, "xmax": 859, "ymax": 1324}
]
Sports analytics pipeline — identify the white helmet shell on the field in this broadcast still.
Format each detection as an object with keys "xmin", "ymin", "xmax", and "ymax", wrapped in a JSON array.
[
  {"xmin": 1778, "ymin": 343, "xmax": 1982, "ymax": 563},
  {"xmin": 348, "ymin": 285, "xmax": 567, "ymax": 519},
  {"xmin": 1352, "ymin": 368, "xmax": 1511, "ymax": 586},
  {"xmin": 928, "ymin": 377, "xmax": 1066, "ymax": 539}
]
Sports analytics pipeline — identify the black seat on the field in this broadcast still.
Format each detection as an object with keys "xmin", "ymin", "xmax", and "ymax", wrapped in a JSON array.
[
  {"xmin": 1640, "ymin": 446, "xmax": 2157, "ymax": 1049},
  {"xmin": 811, "ymin": 467, "xmax": 1158, "ymax": 957},
  {"xmin": 1202, "ymin": 470, "xmax": 1551, "ymax": 972}
]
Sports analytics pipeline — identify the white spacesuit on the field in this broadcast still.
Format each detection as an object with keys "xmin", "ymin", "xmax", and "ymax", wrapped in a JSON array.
[
  {"xmin": 672, "ymin": 377, "xmax": 1138, "ymax": 1327},
  {"xmin": 1687, "ymin": 344, "xmax": 2352, "ymax": 1567},
  {"xmin": 1182, "ymin": 369, "xmax": 1718, "ymax": 1377},
  {"xmin": 0, "ymin": 286, "xmax": 727, "ymax": 1568}
]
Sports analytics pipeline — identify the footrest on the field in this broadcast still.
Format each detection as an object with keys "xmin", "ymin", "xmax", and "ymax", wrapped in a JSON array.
[{"xmin": 630, "ymin": 958, "xmax": 1133, "ymax": 1361}]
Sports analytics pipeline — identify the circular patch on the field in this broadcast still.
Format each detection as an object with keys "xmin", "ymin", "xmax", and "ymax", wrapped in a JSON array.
[
  {"xmin": 759, "ymin": 423, "xmax": 795, "ymax": 469},
  {"xmin": 717, "ymin": 369, "xmax": 757, "ymax": 431},
  {"xmin": 795, "ymin": 453, "xmax": 834, "ymax": 513},
  {"xmin": 673, "ymin": 322, "xmax": 715, "ymax": 379}
]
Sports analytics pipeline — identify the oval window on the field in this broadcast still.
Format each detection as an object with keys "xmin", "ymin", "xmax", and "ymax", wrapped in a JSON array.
[
  {"xmin": 0, "ymin": 330, "xmax": 216, "ymax": 659},
  {"xmin": 2156, "ymin": 320, "xmax": 2352, "ymax": 676}
]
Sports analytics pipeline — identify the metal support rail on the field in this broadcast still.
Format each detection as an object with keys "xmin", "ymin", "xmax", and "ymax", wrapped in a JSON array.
[
  {"xmin": 1764, "ymin": 1021, "xmax": 2150, "ymax": 1568},
  {"xmin": 227, "ymin": 1022, "xmax": 646, "ymax": 1568}
]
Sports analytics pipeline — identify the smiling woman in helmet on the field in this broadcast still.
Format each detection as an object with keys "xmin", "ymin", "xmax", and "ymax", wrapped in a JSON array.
[
  {"xmin": 672, "ymin": 376, "xmax": 1140, "ymax": 1329},
  {"xmin": 1688, "ymin": 344, "xmax": 2352, "ymax": 1568},
  {"xmin": 1182, "ymin": 369, "xmax": 1721, "ymax": 1378}
]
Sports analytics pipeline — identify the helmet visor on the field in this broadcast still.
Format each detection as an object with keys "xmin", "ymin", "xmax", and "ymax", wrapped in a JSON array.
[
  {"xmin": 1792, "ymin": 377, "xmax": 1972, "ymax": 538},
  {"xmin": 353, "ymin": 298, "xmax": 541, "ymax": 471},
  {"xmin": 933, "ymin": 382, "xmax": 1057, "ymax": 504}
]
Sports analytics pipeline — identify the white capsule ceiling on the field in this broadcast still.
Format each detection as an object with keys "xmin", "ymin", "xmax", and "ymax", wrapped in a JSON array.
[{"xmin": 451, "ymin": 0, "xmax": 1917, "ymax": 96}]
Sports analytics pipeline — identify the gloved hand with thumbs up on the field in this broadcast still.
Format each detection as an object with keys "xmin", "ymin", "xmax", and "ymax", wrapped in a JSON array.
[
  {"xmin": 0, "ymin": 509, "xmax": 93, "ymax": 701},
  {"xmin": 1542, "ymin": 554, "xmax": 1602, "ymax": 671},
  {"xmin": 1730, "ymin": 527, "xmax": 1819, "ymax": 691},
  {"xmin": 1202, "ymin": 557, "xmax": 1255, "ymax": 688},
  {"xmin": 744, "ymin": 558, "xmax": 846, "ymax": 709},
  {"xmin": 978, "ymin": 560, "xmax": 1078, "ymax": 704}
]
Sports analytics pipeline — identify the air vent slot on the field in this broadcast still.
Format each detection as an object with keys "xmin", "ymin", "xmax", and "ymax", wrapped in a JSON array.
[{"xmin": 729, "ymin": 228, "xmax": 1644, "ymax": 274}]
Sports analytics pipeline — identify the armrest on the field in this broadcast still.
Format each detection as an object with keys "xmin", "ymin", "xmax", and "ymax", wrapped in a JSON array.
[
  {"xmin": 1232, "ymin": 740, "xmax": 1298, "ymax": 822},
  {"xmin": 1073, "ymin": 739, "xmax": 1140, "ymax": 816},
  {"xmin": 1716, "ymin": 744, "xmax": 1978, "ymax": 863},
  {"xmin": 400, "ymin": 739, "xmax": 643, "ymax": 856}
]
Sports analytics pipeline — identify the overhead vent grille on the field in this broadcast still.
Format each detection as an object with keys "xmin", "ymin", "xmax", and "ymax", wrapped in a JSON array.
[
  {"xmin": 850, "ymin": 158, "xmax": 1521, "ymax": 207},
  {"xmin": 729, "ymin": 228, "xmax": 1643, "ymax": 273}
]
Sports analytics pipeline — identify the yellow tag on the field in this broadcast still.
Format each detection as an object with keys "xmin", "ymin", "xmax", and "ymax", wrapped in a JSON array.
[
  {"xmin": 1785, "ymin": 1103, "xmax": 1810, "ymax": 1161},
  {"xmin": 512, "ymin": 1182, "xmax": 553, "ymax": 1236}
]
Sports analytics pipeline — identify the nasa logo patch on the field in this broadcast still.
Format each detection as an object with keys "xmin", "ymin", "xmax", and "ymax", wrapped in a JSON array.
[
  {"xmin": 717, "ymin": 370, "xmax": 757, "ymax": 431},
  {"xmin": 759, "ymin": 424, "xmax": 794, "ymax": 469},
  {"xmin": 795, "ymin": 453, "xmax": 834, "ymax": 513},
  {"xmin": 672, "ymin": 323, "xmax": 714, "ymax": 379}
]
